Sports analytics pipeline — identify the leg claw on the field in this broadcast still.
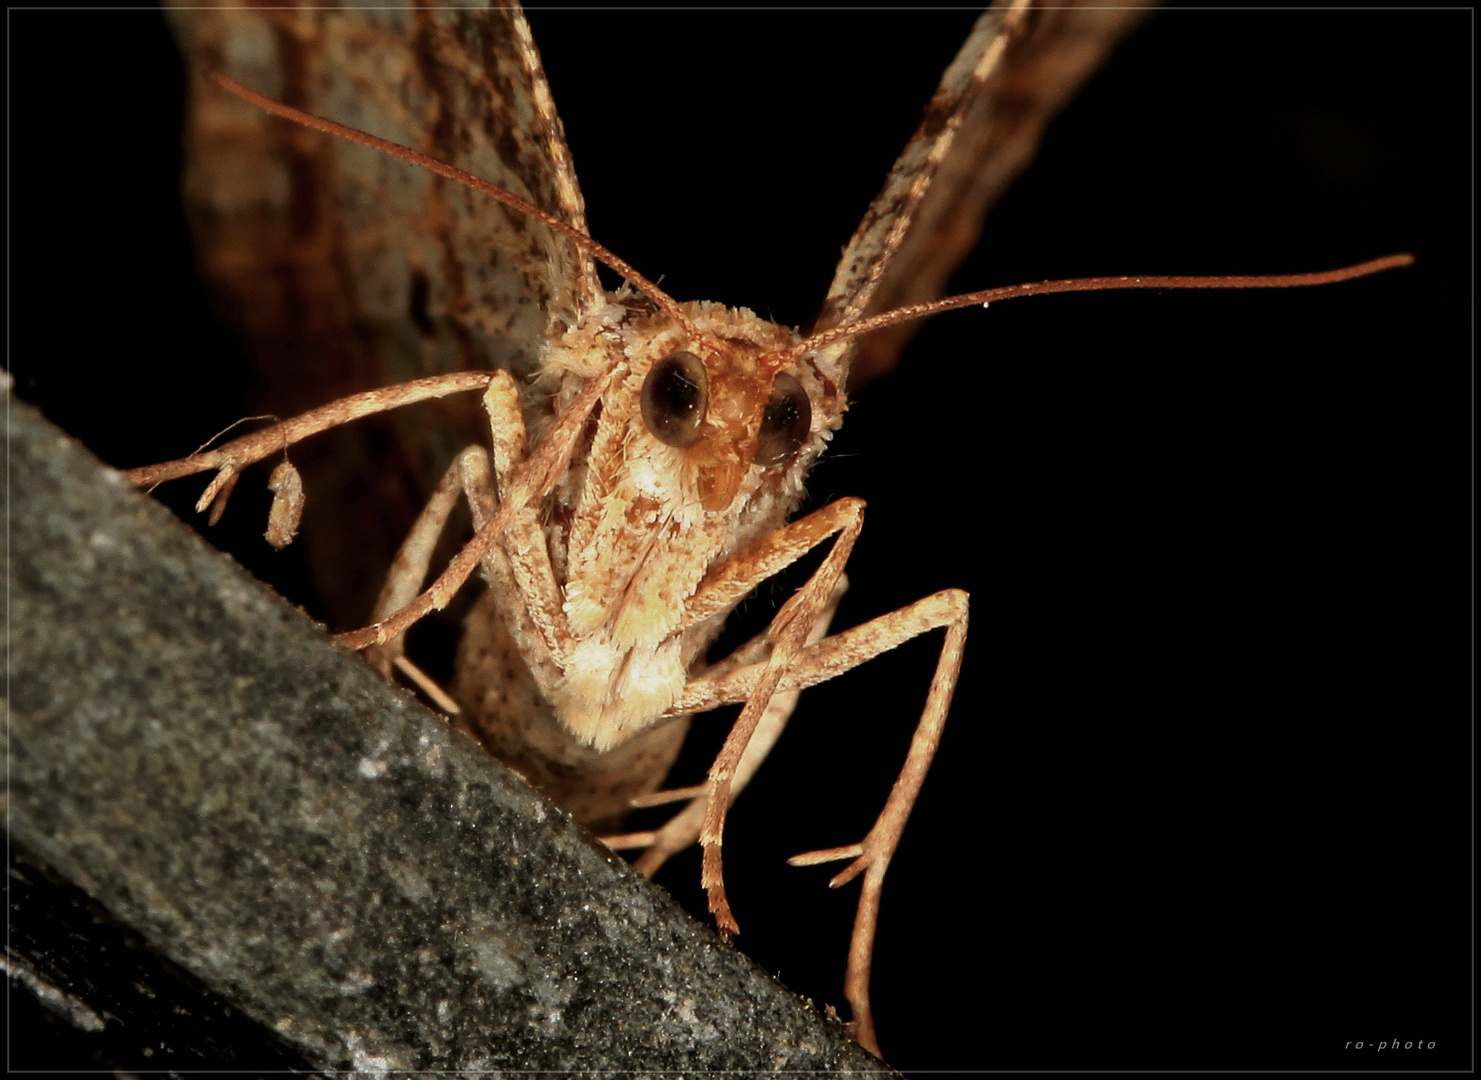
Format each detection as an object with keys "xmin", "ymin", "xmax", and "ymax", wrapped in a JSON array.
[
  {"xmin": 787, "ymin": 842, "xmax": 863, "ymax": 868},
  {"xmin": 790, "ymin": 838, "xmax": 880, "ymax": 888}
]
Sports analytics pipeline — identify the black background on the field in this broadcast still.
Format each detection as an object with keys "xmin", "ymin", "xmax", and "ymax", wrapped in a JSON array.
[{"xmin": 10, "ymin": 5, "xmax": 1470, "ymax": 1075}]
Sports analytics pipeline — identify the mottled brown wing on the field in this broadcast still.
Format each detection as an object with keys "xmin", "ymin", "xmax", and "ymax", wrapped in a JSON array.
[
  {"xmin": 820, "ymin": 0, "xmax": 1157, "ymax": 388},
  {"xmin": 163, "ymin": 3, "xmax": 600, "ymax": 622}
]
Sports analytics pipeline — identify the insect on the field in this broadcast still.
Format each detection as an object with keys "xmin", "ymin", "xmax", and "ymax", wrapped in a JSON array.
[{"xmin": 14, "ymin": 2, "xmax": 1457, "ymax": 1072}]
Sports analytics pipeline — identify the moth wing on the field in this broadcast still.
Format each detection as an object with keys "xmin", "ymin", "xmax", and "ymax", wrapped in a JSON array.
[
  {"xmin": 819, "ymin": 0, "xmax": 1157, "ymax": 388},
  {"xmin": 163, "ymin": 3, "xmax": 596, "ymax": 622}
]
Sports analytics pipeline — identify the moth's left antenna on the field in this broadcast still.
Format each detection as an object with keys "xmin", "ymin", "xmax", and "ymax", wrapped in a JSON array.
[{"xmin": 763, "ymin": 254, "xmax": 1415, "ymax": 372}]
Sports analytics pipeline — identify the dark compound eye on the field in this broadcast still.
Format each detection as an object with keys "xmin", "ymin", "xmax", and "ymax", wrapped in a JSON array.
[
  {"xmin": 640, "ymin": 351, "xmax": 708, "ymax": 448},
  {"xmin": 755, "ymin": 373, "xmax": 812, "ymax": 465}
]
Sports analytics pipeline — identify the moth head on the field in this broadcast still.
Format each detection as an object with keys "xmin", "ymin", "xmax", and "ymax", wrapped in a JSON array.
[
  {"xmin": 639, "ymin": 354, "xmax": 812, "ymax": 468},
  {"xmin": 634, "ymin": 313, "xmax": 827, "ymax": 512}
]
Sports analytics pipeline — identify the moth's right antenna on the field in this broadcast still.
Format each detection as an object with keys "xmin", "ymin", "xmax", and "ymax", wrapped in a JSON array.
[{"xmin": 210, "ymin": 73, "xmax": 700, "ymax": 343}]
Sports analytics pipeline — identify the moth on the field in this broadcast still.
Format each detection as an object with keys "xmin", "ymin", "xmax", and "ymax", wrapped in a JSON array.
[
  {"xmin": 11, "ymin": 2, "xmax": 1457, "ymax": 1072},
  {"xmin": 127, "ymin": 1, "xmax": 1300, "ymax": 1056}
]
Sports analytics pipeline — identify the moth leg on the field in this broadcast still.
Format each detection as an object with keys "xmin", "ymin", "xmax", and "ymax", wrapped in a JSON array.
[
  {"xmin": 617, "ymin": 576, "xmax": 847, "ymax": 878},
  {"xmin": 476, "ymin": 372, "xmax": 571, "ymax": 675},
  {"xmin": 363, "ymin": 445, "xmax": 498, "ymax": 693},
  {"xmin": 694, "ymin": 499, "xmax": 867, "ymax": 943},
  {"xmin": 666, "ymin": 589, "xmax": 968, "ymax": 717},
  {"xmin": 664, "ymin": 495, "xmax": 968, "ymax": 1058},
  {"xmin": 785, "ymin": 590, "xmax": 968, "ymax": 1057},
  {"xmin": 365, "ymin": 371, "xmax": 574, "ymax": 685},
  {"xmin": 336, "ymin": 359, "xmax": 624, "ymax": 653},
  {"xmin": 125, "ymin": 371, "xmax": 496, "ymax": 490},
  {"xmin": 365, "ymin": 369, "xmax": 576, "ymax": 703},
  {"xmin": 128, "ymin": 361, "xmax": 623, "ymax": 657},
  {"xmin": 680, "ymin": 588, "xmax": 968, "ymax": 1057}
]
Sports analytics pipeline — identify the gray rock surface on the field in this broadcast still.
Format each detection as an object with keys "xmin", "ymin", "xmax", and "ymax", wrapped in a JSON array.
[{"xmin": 6, "ymin": 397, "xmax": 891, "ymax": 1074}]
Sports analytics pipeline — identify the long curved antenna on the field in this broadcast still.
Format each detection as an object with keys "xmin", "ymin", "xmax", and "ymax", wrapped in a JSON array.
[
  {"xmin": 210, "ymin": 74, "xmax": 699, "ymax": 342},
  {"xmin": 760, "ymin": 254, "xmax": 1414, "ymax": 373}
]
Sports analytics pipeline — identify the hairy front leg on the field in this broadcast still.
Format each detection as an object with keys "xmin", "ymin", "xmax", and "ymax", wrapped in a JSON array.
[
  {"xmin": 606, "ymin": 576, "xmax": 849, "ymax": 877},
  {"xmin": 693, "ymin": 499, "xmax": 868, "ymax": 939},
  {"xmin": 476, "ymin": 373, "xmax": 569, "ymax": 683},
  {"xmin": 657, "ymin": 585, "xmax": 969, "ymax": 1056},
  {"xmin": 362, "ymin": 370, "xmax": 571, "ymax": 707},
  {"xmin": 653, "ymin": 495, "xmax": 969, "ymax": 1057},
  {"xmin": 363, "ymin": 445, "xmax": 495, "ymax": 711},
  {"xmin": 786, "ymin": 595, "xmax": 968, "ymax": 1056}
]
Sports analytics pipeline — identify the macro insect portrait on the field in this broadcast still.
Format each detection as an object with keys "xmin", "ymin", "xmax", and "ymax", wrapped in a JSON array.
[{"xmin": 9, "ymin": 4, "xmax": 1467, "ymax": 1072}]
